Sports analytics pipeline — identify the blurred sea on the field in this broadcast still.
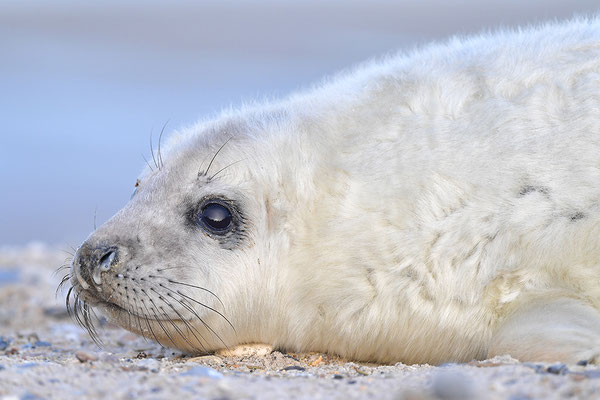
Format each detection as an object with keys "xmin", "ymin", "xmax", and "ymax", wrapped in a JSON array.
[{"xmin": 1, "ymin": 0, "xmax": 598, "ymax": 246}]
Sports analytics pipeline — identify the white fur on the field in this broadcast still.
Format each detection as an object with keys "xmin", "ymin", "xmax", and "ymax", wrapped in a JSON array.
[{"xmin": 77, "ymin": 18, "xmax": 600, "ymax": 364}]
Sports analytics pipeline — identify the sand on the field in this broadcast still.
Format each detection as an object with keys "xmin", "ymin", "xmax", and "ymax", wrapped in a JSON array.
[{"xmin": 1, "ymin": 244, "xmax": 600, "ymax": 399}]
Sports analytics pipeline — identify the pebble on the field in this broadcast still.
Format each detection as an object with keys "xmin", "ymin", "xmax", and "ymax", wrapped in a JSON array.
[
  {"xmin": 282, "ymin": 365, "xmax": 306, "ymax": 372},
  {"xmin": 75, "ymin": 350, "xmax": 99, "ymax": 363},
  {"xmin": 180, "ymin": 366, "xmax": 223, "ymax": 379},
  {"xmin": 33, "ymin": 341, "xmax": 51, "ymax": 347},
  {"xmin": 431, "ymin": 370, "xmax": 475, "ymax": 400},
  {"xmin": 522, "ymin": 363, "xmax": 545, "ymax": 374},
  {"xmin": 25, "ymin": 333, "xmax": 40, "ymax": 343},
  {"xmin": 546, "ymin": 363, "xmax": 568, "ymax": 375},
  {"xmin": 0, "ymin": 337, "xmax": 9, "ymax": 351}
]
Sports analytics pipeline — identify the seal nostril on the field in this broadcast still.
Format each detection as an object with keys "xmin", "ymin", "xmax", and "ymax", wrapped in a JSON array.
[
  {"xmin": 99, "ymin": 250, "xmax": 117, "ymax": 272},
  {"xmin": 91, "ymin": 247, "xmax": 119, "ymax": 286}
]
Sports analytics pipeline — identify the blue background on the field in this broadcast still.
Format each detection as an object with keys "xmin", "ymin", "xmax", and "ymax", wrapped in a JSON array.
[{"xmin": 1, "ymin": 0, "xmax": 598, "ymax": 246}]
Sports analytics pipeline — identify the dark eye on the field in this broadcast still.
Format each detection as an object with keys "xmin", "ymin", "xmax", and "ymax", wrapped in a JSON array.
[{"xmin": 198, "ymin": 203, "xmax": 232, "ymax": 233}]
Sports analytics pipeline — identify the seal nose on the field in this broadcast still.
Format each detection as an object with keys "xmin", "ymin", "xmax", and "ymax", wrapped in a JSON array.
[{"xmin": 73, "ymin": 244, "xmax": 120, "ymax": 289}]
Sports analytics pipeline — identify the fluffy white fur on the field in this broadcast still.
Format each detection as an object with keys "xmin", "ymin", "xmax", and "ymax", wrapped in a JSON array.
[{"xmin": 74, "ymin": 18, "xmax": 600, "ymax": 364}]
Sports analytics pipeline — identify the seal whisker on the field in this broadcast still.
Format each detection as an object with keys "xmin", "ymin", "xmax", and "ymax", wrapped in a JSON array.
[
  {"xmin": 161, "ymin": 278, "xmax": 225, "ymax": 310},
  {"xmin": 131, "ymin": 297, "xmax": 152, "ymax": 343},
  {"xmin": 122, "ymin": 289, "xmax": 138, "ymax": 337},
  {"xmin": 53, "ymin": 263, "xmax": 71, "ymax": 280},
  {"xmin": 72, "ymin": 293, "xmax": 84, "ymax": 327},
  {"xmin": 156, "ymin": 282, "xmax": 231, "ymax": 347},
  {"xmin": 83, "ymin": 304, "xmax": 102, "ymax": 346},
  {"xmin": 65, "ymin": 286, "xmax": 75, "ymax": 318},
  {"xmin": 140, "ymin": 295, "xmax": 177, "ymax": 348},
  {"xmin": 209, "ymin": 158, "xmax": 246, "ymax": 181},
  {"xmin": 136, "ymin": 297, "xmax": 163, "ymax": 346},
  {"xmin": 172, "ymin": 291, "xmax": 229, "ymax": 349},
  {"xmin": 55, "ymin": 274, "xmax": 71, "ymax": 297},
  {"xmin": 157, "ymin": 281, "xmax": 232, "ymax": 331},
  {"xmin": 149, "ymin": 130, "xmax": 159, "ymax": 170},
  {"xmin": 143, "ymin": 285, "xmax": 190, "ymax": 348},
  {"xmin": 157, "ymin": 120, "xmax": 169, "ymax": 170},
  {"xmin": 156, "ymin": 304, "xmax": 195, "ymax": 350},
  {"xmin": 172, "ymin": 289, "xmax": 234, "ymax": 346},
  {"xmin": 151, "ymin": 286, "xmax": 210, "ymax": 352},
  {"xmin": 86, "ymin": 305, "xmax": 104, "ymax": 346},
  {"xmin": 141, "ymin": 153, "xmax": 154, "ymax": 172},
  {"xmin": 202, "ymin": 137, "xmax": 232, "ymax": 176}
]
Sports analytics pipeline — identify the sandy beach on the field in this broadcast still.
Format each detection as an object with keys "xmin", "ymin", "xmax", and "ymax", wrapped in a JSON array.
[{"xmin": 1, "ymin": 244, "xmax": 600, "ymax": 399}]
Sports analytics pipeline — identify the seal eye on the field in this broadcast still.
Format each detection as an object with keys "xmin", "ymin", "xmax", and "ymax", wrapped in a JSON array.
[{"xmin": 199, "ymin": 203, "xmax": 232, "ymax": 233}]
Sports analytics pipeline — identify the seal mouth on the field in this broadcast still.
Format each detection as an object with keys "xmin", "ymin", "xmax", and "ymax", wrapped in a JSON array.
[{"xmin": 59, "ymin": 261, "xmax": 235, "ymax": 352}]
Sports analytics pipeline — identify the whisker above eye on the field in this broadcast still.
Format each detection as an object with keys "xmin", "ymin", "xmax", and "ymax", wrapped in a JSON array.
[{"xmin": 199, "ymin": 137, "xmax": 233, "ymax": 177}]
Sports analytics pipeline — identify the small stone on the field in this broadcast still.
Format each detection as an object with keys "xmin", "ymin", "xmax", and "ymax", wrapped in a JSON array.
[
  {"xmin": 577, "ymin": 360, "xmax": 589, "ymax": 366},
  {"xmin": 523, "ymin": 363, "xmax": 544, "ymax": 374},
  {"xmin": 546, "ymin": 363, "xmax": 568, "ymax": 375},
  {"xmin": 333, "ymin": 374, "xmax": 344, "ymax": 379},
  {"xmin": 75, "ymin": 350, "xmax": 99, "ymax": 363},
  {"xmin": 26, "ymin": 333, "xmax": 40, "ymax": 343},
  {"xmin": 281, "ymin": 366, "xmax": 306, "ymax": 371},
  {"xmin": 309, "ymin": 355, "xmax": 324, "ymax": 366},
  {"xmin": 34, "ymin": 341, "xmax": 51, "ymax": 347},
  {"xmin": 353, "ymin": 366, "xmax": 370, "ymax": 376},
  {"xmin": 215, "ymin": 343, "xmax": 273, "ymax": 357},
  {"xmin": 0, "ymin": 337, "xmax": 9, "ymax": 351},
  {"xmin": 180, "ymin": 366, "xmax": 223, "ymax": 379}
]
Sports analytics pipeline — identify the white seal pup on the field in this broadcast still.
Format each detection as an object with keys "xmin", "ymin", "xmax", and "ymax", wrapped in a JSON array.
[{"xmin": 67, "ymin": 18, "xmax": 600, "ymax": 365}]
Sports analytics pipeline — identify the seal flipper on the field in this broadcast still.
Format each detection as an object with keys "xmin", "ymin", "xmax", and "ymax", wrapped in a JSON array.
[{"xmin": 488, "ymin": 297, "xmax": 600, "ymax": 364}]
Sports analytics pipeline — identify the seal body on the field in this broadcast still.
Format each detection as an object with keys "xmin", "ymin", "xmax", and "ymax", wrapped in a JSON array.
[{"xmin": 69, "ymin": 18, "xmax": 600, "ymax": 364}]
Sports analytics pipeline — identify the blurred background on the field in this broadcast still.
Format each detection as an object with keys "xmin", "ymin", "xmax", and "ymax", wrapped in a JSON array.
[{"xmin": 1, "ymin": 0, "xmax": 599, "ymax": 247}]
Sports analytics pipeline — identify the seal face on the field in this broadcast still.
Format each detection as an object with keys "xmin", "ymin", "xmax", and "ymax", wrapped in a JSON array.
[{"xmin": 66, "ymin": 18, "xmax": 600, "ymax": 364}]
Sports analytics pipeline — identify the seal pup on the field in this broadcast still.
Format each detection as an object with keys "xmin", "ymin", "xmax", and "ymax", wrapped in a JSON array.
[{"xmin": 66, "ymin": 18, "xmax": 600, "ymax": 364}]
